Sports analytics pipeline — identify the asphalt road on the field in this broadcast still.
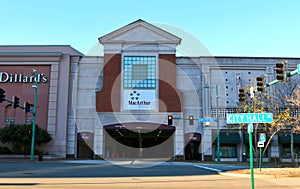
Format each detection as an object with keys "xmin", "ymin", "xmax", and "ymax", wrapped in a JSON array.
[
  {"xmin": 0, "ymin": 160, "xmax": 299, "ymax": 189},
  {"xmin": 0, "ymin": 160, "xmax": 251, "ymax": 178},
  {"xmin": 0, "ymin": 160, "xmax": 247, "ymax": 178}
]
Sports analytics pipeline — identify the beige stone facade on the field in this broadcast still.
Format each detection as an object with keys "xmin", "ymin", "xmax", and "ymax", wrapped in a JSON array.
[{"xmin": 1, "ymin": 20, "xmax": 300, "ymax": 162}]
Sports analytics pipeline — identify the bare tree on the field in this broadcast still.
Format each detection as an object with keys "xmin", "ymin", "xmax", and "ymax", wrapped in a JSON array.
[{"xmin": 236, "ymin": 75, "xmax": 300, "ymax": 163}]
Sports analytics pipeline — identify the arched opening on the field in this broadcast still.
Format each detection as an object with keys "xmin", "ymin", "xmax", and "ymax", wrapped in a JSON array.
[
  {"xmin": 4, "ymin": 105, "xmax": 15, "ymax": 124},
  {"xmin": 77, "ymin": 132, "xmax": 94, "ymax": 158},
  {"xmin": 104, "ymin": 122, "xmax": 175, "ymax": 159},
  {"xmin": 184, "ymin": 132, "xmax": 202, "ymax": 161}
]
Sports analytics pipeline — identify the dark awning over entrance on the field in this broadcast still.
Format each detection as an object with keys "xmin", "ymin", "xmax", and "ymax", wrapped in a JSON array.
[
  {"xmin": 104, "ymin": 122, "xmax": 175, "ymax": 132},
  {"xmin": 214, "ymin": 132, "xmax": 241, "ymax": 144},
  {"xmin": 103, "ymin": 122, "xmax": 175, "ymax": 149},
  {"xmin": 279, "ymin": 133, "xmax": 300, "ymax": 144}
]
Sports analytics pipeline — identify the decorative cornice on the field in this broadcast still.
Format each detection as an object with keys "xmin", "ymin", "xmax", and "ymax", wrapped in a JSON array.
[{"xmin": 99, "ymin": 19, "xmax": 181, "ymax": 45}]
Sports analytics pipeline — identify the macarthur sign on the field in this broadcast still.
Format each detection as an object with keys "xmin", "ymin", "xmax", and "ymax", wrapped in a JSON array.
[
  {"xmin": 123, "ymin": 90, "xmax": 155, "ymax": 110},
  {"xmin": 0, "ymin": 72, "xmax": 48, "ymax": 83}
]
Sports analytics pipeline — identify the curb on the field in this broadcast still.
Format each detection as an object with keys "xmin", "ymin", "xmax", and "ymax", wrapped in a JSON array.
[{"xmin": 219, "ymin": 172, "xmax": 276, "ymax": 178}]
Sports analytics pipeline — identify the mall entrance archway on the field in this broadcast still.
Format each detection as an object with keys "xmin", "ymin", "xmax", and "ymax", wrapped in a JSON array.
[
  {"xmin": 77, "ymin": 132, "xmax": 94, "ymax": 158},
  {"xmin": 184, "ymin": 132, "xmax": 202, "ymax": 161},
  {"xmin": 103, "ymin": 122, "xmax": 175, "ymax": 159}
]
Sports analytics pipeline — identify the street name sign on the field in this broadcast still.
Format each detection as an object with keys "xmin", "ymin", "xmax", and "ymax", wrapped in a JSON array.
[
  {"xmin": 226, "ymin": 112, "xmax": 272, "ymax": 189},
  {"xmin": 199, "ymin": 117, "xmax": 214, "ymax": 122},
  {"xmin": 226, "ymin": 113, "xmax": 273, "ymax": 124}
]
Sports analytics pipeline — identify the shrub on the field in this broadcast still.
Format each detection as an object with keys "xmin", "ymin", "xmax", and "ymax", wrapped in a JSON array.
[{"xmin": 0, "ymin": 124, "xmax": 51, "ymax": 155}]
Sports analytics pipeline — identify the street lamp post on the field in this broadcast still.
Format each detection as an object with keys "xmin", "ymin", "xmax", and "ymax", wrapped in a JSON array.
[
  {"xmin": 215, "ymin": 85, "xmax": 220, "ymax": 163},
  {"xmin": 30, "ymin": 69, "xmax": 38, "ymax": 161},
  {"xmin": 204, "ymin": 84, "xmax": 220, "ymax": 163}
]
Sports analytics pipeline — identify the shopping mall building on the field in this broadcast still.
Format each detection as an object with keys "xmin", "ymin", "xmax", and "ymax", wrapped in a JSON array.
[{"xmin": 0, "ymin": 19, "xmax": 299, "ymax": 162}]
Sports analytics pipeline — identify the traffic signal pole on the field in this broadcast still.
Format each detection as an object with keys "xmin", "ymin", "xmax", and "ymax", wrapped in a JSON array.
[
  {"xmin": 258, "ymin": 64, "xmax": 300, "ymax": 92},
  {"xmin": 248, "ymin": 62, "xmax": 300, "ymax": 189}
]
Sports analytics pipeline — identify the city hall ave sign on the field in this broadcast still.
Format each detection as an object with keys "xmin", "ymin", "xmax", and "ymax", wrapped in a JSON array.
[{"xmin": 226, "ymin": 113, "xmax": 273, "ymax": 124}]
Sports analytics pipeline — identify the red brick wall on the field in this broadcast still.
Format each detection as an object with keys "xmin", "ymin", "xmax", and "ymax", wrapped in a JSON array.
[
  {"xmin": 96, "ymin": 54, "xmax": 121, "ymax": 112},
  {"xmin": 159, "ymin": 54, "xmax": 182, "ymax": 112},
  {"xmin": 0, "ymin": 65, "xmax": 50, "ymax": 129},
  {"xmin": 96, "ymin": 53, "xmax": 182, "ymax": 113}
]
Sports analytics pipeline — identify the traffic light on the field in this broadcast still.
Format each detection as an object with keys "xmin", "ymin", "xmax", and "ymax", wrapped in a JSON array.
[
  {"xmin": 12, "ymin": 96, "xmax": 20, "ymax": 108},
  {"xmin": 238, "ymin": 88, "xmax": 246, "ymax": 103},
  {"xmin": 276, "ymin": 61, "xmax": 286, "ymax": 81},
  {"xmin": 0, "ymin": 88, "xmax": 5, "ymax": 103},
  {"xmin": 256, "ymin": 76, "xmax": 264, "ymax": 92},
  {"xmin": 24, "ymin": 102, "xmax": 31, "ymax": 113},
  {"xmin": 168, "ymin": 115, "xmax": 173, "ymax": 126},
  {"xmin": 189, "ymin": 115, "xmax": 194, "ymax": 125}
]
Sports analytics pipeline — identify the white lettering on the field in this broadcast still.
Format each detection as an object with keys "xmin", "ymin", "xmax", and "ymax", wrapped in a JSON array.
[
  {"xmin": 14, "ymin": 74, "xmax": 18, "ymax": 82},
  {"xmin": 18, "ymin": 74, "xmax": 22, "ymax": 82},
  {"xmin": 42, "ymin": 74, "xmax": 48, "ymax": 83},
  {"xmin": 239, "ymin": 114, "xmax": 245, "ymax": 123},
  {"xmin": 29, "ymin": 75, "xmax": 34, "ymax": 83},
  {"xmin": 227, "ymin": 115, "xmax": 233, "ymax": 123},
  {"xmin": 23, "ymin": 76, "xmax": 28, "ymax": 83},
  {"xmin": 9, "ymin": 74, "xmax": 13, "ymax": 82},
  {"xmin": 0, "ymin": 72, "xmax": 9, "ymax": 82},
  {"xmin": 0, "ymin": 72, "xmax": 48, "ymax": 83}
]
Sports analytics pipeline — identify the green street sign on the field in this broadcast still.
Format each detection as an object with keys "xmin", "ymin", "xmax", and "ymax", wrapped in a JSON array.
[{"xmin": 226, "ymin": 113, "xmax": 273, "ymax": 124}]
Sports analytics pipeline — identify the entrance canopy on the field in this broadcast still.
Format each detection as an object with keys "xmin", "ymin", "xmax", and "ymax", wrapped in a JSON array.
[
  {"xmin": 104, "ymin": 122, "xmax": 175, "ymax": 148},
  {"xmin": 104, "ymin": 122, "xmax": 175, "ymax": 133}
]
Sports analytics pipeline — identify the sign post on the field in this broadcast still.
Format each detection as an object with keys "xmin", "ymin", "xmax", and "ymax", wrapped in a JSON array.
[
  {"xmin": 227, "ymin": 113, "xmax": 273, "ymax": 189},
  {"xmin": 248, "ymin": 123, "xmax": 254, "ymax": 189},
  {"xmin": 258, "ymin": 133, "xmax": 266, "ymax": 172}
]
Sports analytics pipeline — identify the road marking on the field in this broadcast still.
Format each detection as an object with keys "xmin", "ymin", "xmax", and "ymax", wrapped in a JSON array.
[{"xmin": 193, "ymin": 165, "xmax": 222, "ymax": 173}]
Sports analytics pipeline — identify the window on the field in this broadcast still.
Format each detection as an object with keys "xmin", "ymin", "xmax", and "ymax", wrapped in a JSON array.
[
  {"xmin": 216, "ymin": 144, "xmax": 237, "ymax": 158},
  {"xmin": 4, "ymin": 105, "xmax": 15, "ymax": 124},
  {"xmin": 123, "ymin": 56, "xmax": 156, "ymax": 89},
  {"xmin": 281, "ymin": 144, "xmax": 300, "ymax": 158},
  {"xmin": 132, "ymin": 64, "xmax": 148, "ymax": 80}
]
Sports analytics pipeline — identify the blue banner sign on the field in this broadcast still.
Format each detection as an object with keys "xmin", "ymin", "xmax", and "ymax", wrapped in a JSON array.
[{"xmin": 199, "ymin": 118, "xmax": 214, "ymax": 122}]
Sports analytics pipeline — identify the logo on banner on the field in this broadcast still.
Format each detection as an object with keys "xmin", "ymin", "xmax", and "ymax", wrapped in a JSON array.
[
  {"xmin": 128, "ymin": 91, "xmax": 151, "ymax": 105},
  {"xmin": 124, "ymin": 90, "xmax": 156, "ymax": 110}
]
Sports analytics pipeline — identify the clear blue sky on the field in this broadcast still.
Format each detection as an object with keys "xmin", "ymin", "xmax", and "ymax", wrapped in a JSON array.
[{"xmin": 1, "ymin": 0, "xmax": 300, "ymax": 57}]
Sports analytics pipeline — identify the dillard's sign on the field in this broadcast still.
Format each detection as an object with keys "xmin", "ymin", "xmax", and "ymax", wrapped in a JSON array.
[{"xmin": 0, "ymin": 72, "xmax": 48, "ymax": 83}]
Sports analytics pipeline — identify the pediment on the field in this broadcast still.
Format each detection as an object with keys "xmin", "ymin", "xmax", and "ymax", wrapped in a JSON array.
[{"xmin": 99, "ymin": 19, "xmax": 181, "ymax": 45}]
